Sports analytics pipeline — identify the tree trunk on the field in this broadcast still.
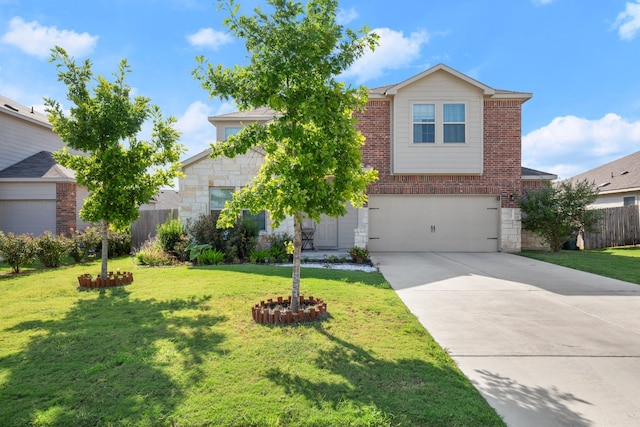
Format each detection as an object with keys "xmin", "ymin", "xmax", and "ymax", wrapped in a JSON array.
[
  {"xmin": 290, "ymin": 212, "xmax": 303, "ymax": 312},
  {"xmin": 100, "ymin": 220, "xmax": 109, "ymax": 279}
]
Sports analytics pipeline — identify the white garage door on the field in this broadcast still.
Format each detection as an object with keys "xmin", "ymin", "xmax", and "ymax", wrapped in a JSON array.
[
  {"xmin": 368, "ymin": 195, "xmax": 499, "ymax": 252},
  {"xmin": 0, "ymin": 200, "xmax": 56, "ymax": 235}
]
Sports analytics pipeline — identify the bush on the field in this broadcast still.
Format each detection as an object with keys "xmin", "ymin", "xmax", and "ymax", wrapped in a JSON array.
[
  {"xmin": 69, "ymin": 227, "xmax": 101, "ymax": 263},
  {"xmin": 0, "ymin": 232, "xmax": 38, "ymax": 273},
  {"xmin": 156, "ymin": 218, "xmax": 186, "ymax": 254},
  {"xmin": 348, "ymin": 246, "xmax": 370, "ymax": 264},
  {"xmin": 188, "ymin": 213, "xmax": 259, "ymax": 262},
  {"xmin": 36, "ymin": 231, "xmax": 71, "ymax": 268},
  {"xmin": 135, "ymin": 239, "xmax": 173, "ymax": 266},
  {"xmin": 249, "ymin": 249, "xmax": 270, "ymax": 263},
  {"xmin": 196, "ymin": 248, "xmax": 225, "ymax": 265},
  {"xmin": 107, "ymin": 229, "xmax": 132, "ymax": 257},
  {"xmin": 265, "ymin": 233, "xmax": 293, "ymax": 263}
]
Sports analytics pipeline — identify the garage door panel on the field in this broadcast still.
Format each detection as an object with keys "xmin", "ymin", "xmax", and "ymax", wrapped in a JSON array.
[
  {"xmin": 0, "ymin": 200, "xmax": 56, "ymax": 235},
  {"xmin": 368, "ymin": 195, "xmax": 499, "ymax": 252}
]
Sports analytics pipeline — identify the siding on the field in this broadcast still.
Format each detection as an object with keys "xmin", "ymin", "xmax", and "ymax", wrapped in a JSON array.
[
  {"xmin": 392, "ymin": 70, "xmax": 484, "ymax": 174},
  {"xmin": 0, "ymin": 114, "xmax": 65, "ymax": 171},
  {"xmin": 0, "ymin": 182, "xmax": 56, "ymax": 200}
]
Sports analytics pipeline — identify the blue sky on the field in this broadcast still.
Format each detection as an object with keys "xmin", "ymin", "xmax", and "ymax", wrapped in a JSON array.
[{"xmin": 1, "ymin": 0, "xmax": 640, "ymax": 179}]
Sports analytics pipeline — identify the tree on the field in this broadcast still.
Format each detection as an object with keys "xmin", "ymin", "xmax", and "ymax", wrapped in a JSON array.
[
  {"xmin": 45, "ymin": 46, "xmax": 185, "ymax": 278},
  {"xmin": 519, "ymin": 180, "xmax": 601, "ymax": 252},
  {"xmin": 193, "ymin": 0, "xmax": 378, "ymax": 311}
]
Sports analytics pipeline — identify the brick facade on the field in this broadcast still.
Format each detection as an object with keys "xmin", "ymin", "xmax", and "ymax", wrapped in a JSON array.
[
  {"xmin": 56, "ymin": 182, "xmax": 76, "ymax": 236},
  {"xmin": 357, "ymin": 99, "xmax": 524, "ymax": 209}
]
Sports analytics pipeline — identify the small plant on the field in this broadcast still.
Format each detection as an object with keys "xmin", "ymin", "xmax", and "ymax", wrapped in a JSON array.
[
  {"xmin": 348, "ymin": 246, "xmax": 370, "ymax": 264},
  {"xmin": 186, "ymin": 242, "xmax": 212, "ymax": 263},
  {"xmin": 196, "ymin": 248, "xmax": 225, "ymax": 265},
  {"xmin": 249, "ymin": 249, "xmax": 270, "ymax": 263},
  {"xmin": 135, "ymin": 239, "xmax": 173, "ymax": 266},
  {"xmin": 36, "ymin": 231, "xmax": 71, "ymax": 268},
  {"xmin": 0, "ymin": 231, "xmax": 38, "ymax": 273},
  {"xmin": 265, "ymin": 233, "xmax": 293, "ymax": 263}
]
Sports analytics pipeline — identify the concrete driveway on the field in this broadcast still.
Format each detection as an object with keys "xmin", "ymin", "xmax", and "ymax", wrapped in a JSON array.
[{"xmin": 371, "ymin": 252, "xmax": 640, "ymax": 427}]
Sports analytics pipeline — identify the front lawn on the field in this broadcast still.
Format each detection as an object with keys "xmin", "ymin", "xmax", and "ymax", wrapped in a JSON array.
[
  {"xmin": 0, "ymin": 258, "xmax": 504, "ymax": 426},
  {"xmin": 520, "ymin": 247, "xmax": 640, "ymax": 284}
]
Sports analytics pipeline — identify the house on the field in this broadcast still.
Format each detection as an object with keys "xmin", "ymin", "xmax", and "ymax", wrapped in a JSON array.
[
  {"xmin": 0, "ymin": 95, "xmax": 90, "ymax": 236},
  {"xmin": 180, "ymin": 64, "xmax": 556, "ymax": 252},
  {"xmin": 566, "ymin": 150, "xmax": 640, "ymax": 208}
]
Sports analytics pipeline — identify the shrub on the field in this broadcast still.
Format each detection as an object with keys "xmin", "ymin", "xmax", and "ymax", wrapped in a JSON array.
[
  {"xmin": 0, "ymin": 232, "xmax": 38, "ymax": 273},
  {"xmin": 69, "ymin": 227, "xmax": 101, "ymax": 263},
  {"xmin": 157, "ymin": 217, "xmax": 187, "ymax": 256},
  {"xmin": 36, "ymin": 231, "xmax": 71, "ymax": 268},
  {"xmin": 188, "ymin": 213, "xmax": 259, "ymax": 262},
  {"xmin": 196, "ymin": 248, "xmax": 225, "ymax": 265},
  {"xmin": 135, "ymin": 239, "xmax": 173, "ymax": 266},
  {"xmin": 348, "ymin": 246, "xmax": 370, "ymax": 264},
  {"xmin": 107, "ymin": 229, "xmax": 132, "ymax": 257},
  {"xmin": 249, "ymin": 249, "xmax": 270, "ymax": 263},
  {"xmin": 265, "ymin": 233, "xmax": 293, "ymax": 263}
]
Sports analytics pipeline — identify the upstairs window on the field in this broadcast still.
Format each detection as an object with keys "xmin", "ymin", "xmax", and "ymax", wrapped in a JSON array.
[
  {"xmin": 224, "ymin": 126, "xmax": 242, "ymax": 140},
  {"xmin": 412, "ymin": 103, "xmax": 466, "ymax": 144},
  {"xmin": 413, "ymin": 104, "xmax": 435, "ymax": 143},
  {"xmin": 443, "ymin": 103, "xmax": 465, "ymax": 143},
  {"xmin": 624, "ymin": 196, "xmax": 636, "ymax": 207}
]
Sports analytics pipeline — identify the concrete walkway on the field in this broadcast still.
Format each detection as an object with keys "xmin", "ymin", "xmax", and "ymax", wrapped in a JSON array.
[{"xmin": 371, "ymin": 252, "xmax": 640, "ymax": 427}]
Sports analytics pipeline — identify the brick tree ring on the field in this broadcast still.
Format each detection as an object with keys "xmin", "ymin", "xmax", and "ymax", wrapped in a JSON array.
[{"xmin": 252, "ymin": 295, "xmax": 327, "ymax": 324}]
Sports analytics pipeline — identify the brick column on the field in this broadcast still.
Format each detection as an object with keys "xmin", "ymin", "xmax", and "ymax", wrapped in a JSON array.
[{"xmin": 56, "ymin": 182, "xmax": 76, "ymax": 236}]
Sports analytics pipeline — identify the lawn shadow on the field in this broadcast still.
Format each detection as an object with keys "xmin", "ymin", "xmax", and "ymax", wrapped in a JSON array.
[
  {"xmin": 264, "ymin": 324, "xmax": 503, "ymax": 426},
  {"xmin": 472, "ymin": 369, "xmax": 592, "ymax": 426},
  {"xmin": 0, "ymin": 286, "xmax": 227, "ymax": 426}
]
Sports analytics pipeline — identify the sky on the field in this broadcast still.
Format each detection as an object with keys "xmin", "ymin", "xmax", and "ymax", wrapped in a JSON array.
[{"xmin": 1, "ymin": 0, "xmax": 640, "ymax": 180}]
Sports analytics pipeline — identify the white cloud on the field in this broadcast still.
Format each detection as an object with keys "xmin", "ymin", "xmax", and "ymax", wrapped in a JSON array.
[
  {"xmin": 1, "ymin": 17, "xmax": 98, "ymax": 59},
  {"xmin": 523, "ymin": 113, "xmax": 640, "ymax": 179},
  {"xmin": 186, "ymin": 28, "xmax": 233, "ymax": 50},
  {"xmin": 613, "ymin": 1, "xmax": 640, "ymax": 40},
  {"xmin": 342, "ymin": 27, "xmax": 429, "ymax": 83},
  {"xmin": 337, "ymin": 7, "xmax": 358, "ymax": 25},
  {"xmin": 176, "ymin": 101, "xmax": 237, "ymax": 159}
]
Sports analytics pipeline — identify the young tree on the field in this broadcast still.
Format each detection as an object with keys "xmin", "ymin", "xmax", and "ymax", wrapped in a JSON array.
[
  {"xmin": 45, "ymin": 46, "xmax": 185, "ymax": 278},
  {"xmin": 193, "ymin": 0, "xmax": 378, "ymax": 311},
  {"xmin": 519, "ymin": 180, "xmax": 601, "ymax": 252}
]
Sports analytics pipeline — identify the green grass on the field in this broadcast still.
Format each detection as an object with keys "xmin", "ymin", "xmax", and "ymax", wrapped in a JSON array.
[
  {"xmin": 0, "ymin": 257, "xmax": 504, "ymax": 426},
  {"xmin": 520, "ymin": 247, "xmax": 640, "ymax": 284}
]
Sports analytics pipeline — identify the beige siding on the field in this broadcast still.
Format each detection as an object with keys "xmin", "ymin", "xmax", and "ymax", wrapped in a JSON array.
[
  {"xmin": 392, "ymin": 70, "xmax": 484, "ymax": 175},
  {"xmin": 0, "ymin": 182, "xmax": 56, "ymax": 200},
  {"xmin": 0, "ymin": 114, "xmax": 65, "ymax": 171},
  {"xmin": 591, "ymin": 191, "xmax": 640, "ymax": 209},
  {"xmin": 75, "ymin": 185, "xmax": 93, "ymax": 230}
]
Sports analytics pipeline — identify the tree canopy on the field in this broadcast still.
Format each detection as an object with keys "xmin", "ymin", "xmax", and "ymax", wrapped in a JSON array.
[
  {"xmin": 193, "ymin": 0, "xmax": 378, "ymax": 310},
  {"xmin": 45, "ymin": 46, "xmax": 185, "ymax": 277},
  {"xmin": 520, "ymin": 180, "xmax": 601, "ymax": 252}
]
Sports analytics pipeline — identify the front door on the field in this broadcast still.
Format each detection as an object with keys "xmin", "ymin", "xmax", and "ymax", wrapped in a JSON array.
[{"xmin": 314, "ymin": 216, "xmax": 338, "ymax": 249}]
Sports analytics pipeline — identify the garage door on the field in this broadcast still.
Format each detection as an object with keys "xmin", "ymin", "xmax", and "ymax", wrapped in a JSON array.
[
  {"xmin": 368, "ymin": 195, "xmax": 499, "ymax": 252},
  {"xmin": 0, "ymin": 200, "xmax": 56, "ymax": 235}
]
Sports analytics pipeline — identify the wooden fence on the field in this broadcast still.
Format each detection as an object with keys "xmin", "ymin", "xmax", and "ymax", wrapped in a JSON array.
[
  {"xmin": 582, "ymin": 205, "xmax": 640, "ymax": 249},
  {"xmin": 131, "ymin": 209, "xmax": 179, "ymax": 250}
]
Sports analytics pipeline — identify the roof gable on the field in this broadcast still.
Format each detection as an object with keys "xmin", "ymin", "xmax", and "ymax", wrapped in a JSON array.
[
  {"xmin": 0, "ymin": 94, "xmax": 52, "ymax": 129},
  {"xmin": 0, "ymin": 151, "xmax": 75, "ymax": 181}
]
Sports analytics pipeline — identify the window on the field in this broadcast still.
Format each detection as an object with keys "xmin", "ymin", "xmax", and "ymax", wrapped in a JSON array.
[
  {"xmin": 412, "ymin": 103, "xmax": 466, "ymax": 144},
  {"xmin": 623, "ymin": 196, "xmax": 636, "ymax": 207},
  {"xmin": 443, "ymin": 103, "xmax": 465, "ymax": 143},
  {"xmin": 224, "ymin": 126, "xmax": 242, "ymax": 140},
  {"xmin": 413, "ymin": 104, "xmax": 435, "ymax": 143},
  {"xmin": 210, "ymin": 188, "xmax": 266, "ymax": 230}
]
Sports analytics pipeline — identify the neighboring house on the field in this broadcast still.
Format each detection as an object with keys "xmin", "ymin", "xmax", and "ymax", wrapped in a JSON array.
[
  {"xmin": 140, "ymin": 189, "xmax": 180, "ymax": 211},
  {"xmin": 0, "ymin": 95, "xmax": 90, "ymax": 236},
  {"xmin": 567, "ymin": 150, "xmax": 640, "ymax": 208},
  {"xmin": 180, "ymin": 64, "xmax": 556, "ymax": 252}
]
